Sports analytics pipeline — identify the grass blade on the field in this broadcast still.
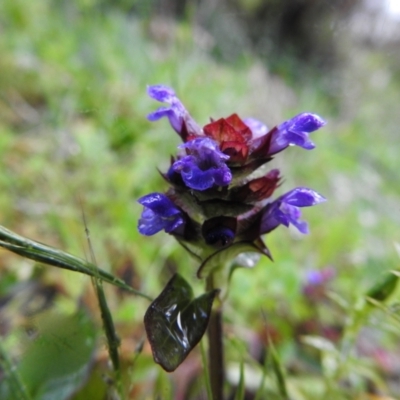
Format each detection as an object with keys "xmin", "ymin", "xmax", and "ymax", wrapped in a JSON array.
[
  {"xmin": 234, "ymin": 358, "xmax": 245, "ymax": 400},
  {"xmin": 0, "ymin": 225, "xmax": 152, "ymax": 301},
  {"xmin": 268, "ymin": 339, "xmax": 289, "ymax": 400}
]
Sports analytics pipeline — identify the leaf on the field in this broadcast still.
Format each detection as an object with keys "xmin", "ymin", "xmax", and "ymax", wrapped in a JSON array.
[
  {"xmin": 144, "ymin": 274, "xmax": 218, "ymax": 372},
  {"xmin": 0, "ymin": 342, "xmax": 31, "ymax": 400},
  {"xmin": 0, "ymin": 311, "xmax": 96, "ymax": 400},
  {"xmin": 366, "ymin": 270, "xmax": 398, "ymax": 302}
]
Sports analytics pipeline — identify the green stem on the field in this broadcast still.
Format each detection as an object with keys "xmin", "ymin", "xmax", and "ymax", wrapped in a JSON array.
[
  {"xmin": 93, "ymin": 278, "xmax": 123, "ymax": 396},
  {"xmin": 206, "ymin": 275, "xmax": 224, "ymax": 400}
]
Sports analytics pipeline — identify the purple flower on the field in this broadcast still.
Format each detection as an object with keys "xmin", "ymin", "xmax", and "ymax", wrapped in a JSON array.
[
  {"xmin": 303, "ymin": 267, "xmax": 336, "ymax": 300},
  {"xmin": 260, "ymin": 187, "xmax": 326, "ymax": 234},
  {"xmin": 305, "ymin": 267, "xmax": 335, "ymax": 286},
  {"xmin": 147, "ymin": 85, "xmax": 202, "ymax": 138},
  {"xmin": 268, "ymin": 113, "xmax": 326, "ymax": 155},
  {"xmin": 243, "ymin": 117, "xmax": 268, "ymax": 140},
  {"xmin": 138, "ymin": 193, "xmax": 185, "ymax": 236},
  {"xmin": 172, "ymin": 137, "xmax": 232, "ymax": 191}
]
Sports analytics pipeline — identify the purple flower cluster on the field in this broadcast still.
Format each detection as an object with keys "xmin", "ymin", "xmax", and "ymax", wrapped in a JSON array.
[{"xmin": 138, "ymin": 85, "xmax": 326, "ymax": 274}]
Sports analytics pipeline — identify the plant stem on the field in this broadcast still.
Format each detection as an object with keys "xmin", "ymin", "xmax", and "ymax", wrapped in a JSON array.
[{"xmin": 207, "ymin": 275, "xmax": 224, "ymax": 400}]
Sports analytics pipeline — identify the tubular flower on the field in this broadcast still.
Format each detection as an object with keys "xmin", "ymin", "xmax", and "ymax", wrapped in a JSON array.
[
  {"xmin": 172, "ymin": 138, "xmax": 232, "ymax": 191},
  {"xmin": 147, "ymin": 85, "xmax": 202, "ymax": 138},
  {"xmin": 268, "ymin": 113, "xmax": 326, "ymax": 155},
  {"xmin": 260, "ymin": 188, "xmax": 326, "ymax": 235},
  {"xmin": 138, "ymin": 193, "xmax": 186, "ymax": 236},
  {"xmin": 139, "ymin": 84, "xmax": 327, "ymax": 276}
]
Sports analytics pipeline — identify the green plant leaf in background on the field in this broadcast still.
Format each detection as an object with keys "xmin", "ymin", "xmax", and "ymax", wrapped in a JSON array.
[
  {"xmin": 144, "ymin": 273, "xmax": 219, "ymax": 372},
  {"xmin": 0, "ymin": 310, "xmax": 97, "ymax": 400},
  {"xmin": 366, "ymin": 270, "xmax": 399, "ymax": 302}
]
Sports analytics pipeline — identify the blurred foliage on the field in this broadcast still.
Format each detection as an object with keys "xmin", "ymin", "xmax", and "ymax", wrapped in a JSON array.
[
  {"xmin": 131, "ymin": 0, "xmax": 364, "ymax": 100},
  {"xmin": 0, "ymin": 311, "xmax": 97, "ymax": 400},
  {"xmin": 1, "ymin": 0, "xmax": 400, "ymax": 398}
]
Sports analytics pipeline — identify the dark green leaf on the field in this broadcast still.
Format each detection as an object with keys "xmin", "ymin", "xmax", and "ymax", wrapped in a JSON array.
[
  {"xmin": 144, "ymin": 274, "xmax": 218, "ymax": 372},
  {"xmin": 366, "ymin": 271, "xmax": 398, "ymax": 302}
]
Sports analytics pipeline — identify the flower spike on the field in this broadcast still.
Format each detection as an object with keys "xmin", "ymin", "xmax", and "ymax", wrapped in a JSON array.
[{"xmin": 141, "ymin": 84, "xmax": 326, "ymax": 271}]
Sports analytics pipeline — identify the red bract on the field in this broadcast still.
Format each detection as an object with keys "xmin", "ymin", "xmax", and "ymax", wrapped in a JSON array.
[
  {"xmin": 201, "ymin": 113, "xmax": 279, "ymax": 166},
  {"xmin": 203, "ymin": 114, "xmax": 250, "ymax": 164},
  {"xmin": 231, "ymin": 169, "xmax": 281, "ymax": 203},
  {"xmin": 200, "ymin": 113, "xmax": 290, "ymax": 168}
]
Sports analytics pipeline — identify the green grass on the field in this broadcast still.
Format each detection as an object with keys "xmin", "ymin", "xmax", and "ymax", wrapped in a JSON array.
[{"xmin": 1, "ymin": 0, "xmax": 400, "ymax": 398}]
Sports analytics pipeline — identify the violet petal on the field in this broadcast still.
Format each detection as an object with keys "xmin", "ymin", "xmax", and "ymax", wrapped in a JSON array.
[
  {"xmin": 138, "ymin": 193, "xmax": 185, "ymax": 236},
  {"xmin": 173, "ymin": 138, "xmax": 232, "ymax": 191},
  {"xmin": 147, "ymin": 84, "xmax": 202, "ymax": 137},
  {"xmin": 260, "ymin": 187, "xmax": 325, "ymax": 234},
  {"xmin": 269, "ymin": 112, "xmax": 326, "ymax": 155},
  {"xmin": 243, "ymin": 117, "xmax": 269, "ymax": 140}
]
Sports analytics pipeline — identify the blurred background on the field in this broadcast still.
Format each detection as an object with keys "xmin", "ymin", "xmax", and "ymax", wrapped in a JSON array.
[{"xmin": 1, "ymin": 0, "xmax": 400, "ymax": 398}]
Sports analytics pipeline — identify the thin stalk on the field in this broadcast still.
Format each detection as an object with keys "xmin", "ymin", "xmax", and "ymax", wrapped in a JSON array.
[
  {"xmin": 200, "ymin": 339, "xmax": 213, "ymax": 400},
  {"xmin": 81, "ymin": 207, "xmax": 124, "ymax": 399},
  {"xmin": 206, "ymin": 275, "xmax": 224, "ymax": 400}
]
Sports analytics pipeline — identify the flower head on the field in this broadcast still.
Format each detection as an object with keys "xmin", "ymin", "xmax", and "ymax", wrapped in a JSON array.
[
  {"xmin": 138, "ymin": 193, "xmax": 186, "ymax": 236},
  {"xmin": 142, "ymin": 84, "xmax": 327, "ymax": 276}
]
